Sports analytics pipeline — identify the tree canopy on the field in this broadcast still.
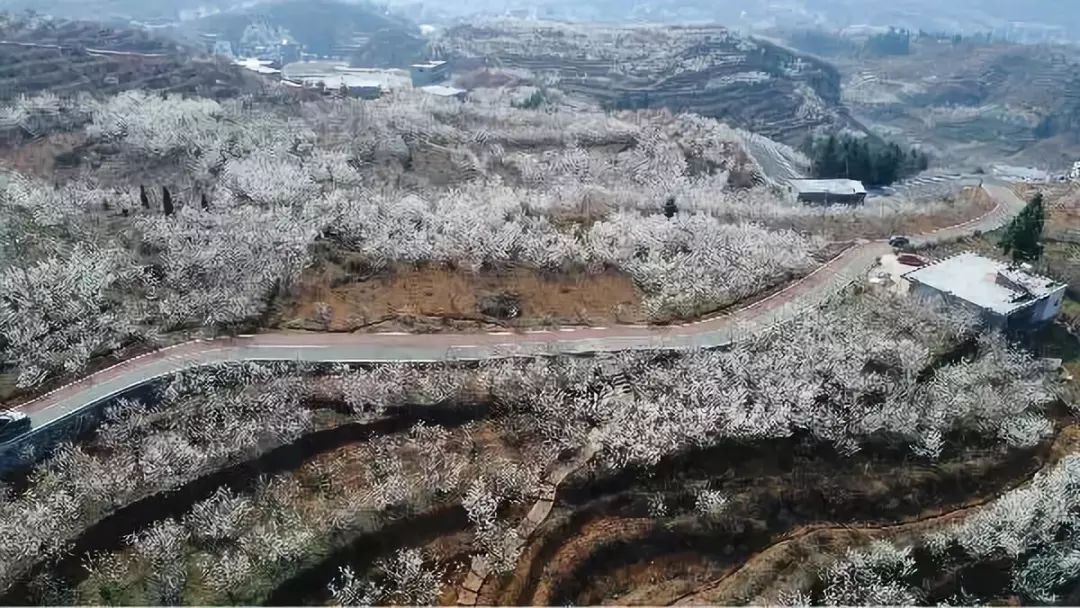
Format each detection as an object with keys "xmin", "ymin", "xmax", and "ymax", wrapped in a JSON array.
[
  {"xmin": 806, "ymin": 133, "xmax": 928, "ymax": 187},
  {"xmin": 1000, "ymin": 192, "xmax": 1046, "ymax": 263},
  {"xmin": 865, "ymin": 27, "xmax": 912, "ymax": 56}
]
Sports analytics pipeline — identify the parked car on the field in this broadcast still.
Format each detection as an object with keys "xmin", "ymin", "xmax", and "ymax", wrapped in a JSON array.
[
  {"xmin": 0, "ymin": 411, "xmax": 30, "ymax": 442},
  {"xmin": 889, "ymin": 235, "xmax": 911, "ymax": 249},
  {"xmin": 897, "ymin": 253, "xmax": 930, "ymax": 267}
]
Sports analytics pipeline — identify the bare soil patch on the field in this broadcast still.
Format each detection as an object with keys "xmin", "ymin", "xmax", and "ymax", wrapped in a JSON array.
[
  {"xmin": 0, "ymin": 131, "xmax": 87, "ymax": 179},
  {"xmin": 1016, "ymin": 181, "xmax": 1080, "ymax": 239},
  {"xmin": 275, "ymin": 263, "xmax": 647, "ymax": 332}
]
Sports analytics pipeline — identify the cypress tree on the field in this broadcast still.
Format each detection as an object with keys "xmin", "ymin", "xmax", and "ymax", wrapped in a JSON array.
[
  {"xmin": 663, "ymin": 196, "xmax": 678, "ymax": 219},
  {"xmin": 139, "ymin": 184, "xmax": 150, "ymax": 210},
  {"xmin": 1000, "ymin": 192, "xmax": 1046, "ymax": 262},
  {"xmin": 162, "ymin": 186, "xmax": 174, "ymax": 216}
]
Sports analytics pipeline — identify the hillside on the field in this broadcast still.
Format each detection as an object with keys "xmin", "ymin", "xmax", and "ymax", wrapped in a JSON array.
[
  {"xmin": 2, "ymin": 10, "xmax": 1079, "ymax": 607},
  {"xmin": 393, "ymin": 0, "xmax": 1080, "ymax": 43},
  {"xmin": 0, "ymin": 14, "xmax": 269, "ymax": 101},
  {"xmin": 822, "ymin": 35, "xmax": 1080, "ymax": 170},
  {"xmin": 184, "ymin": 0, "xmax": 425, "ymax": 65},
  {"xmin": 438, "ymin": 20, "xmax": 851, "ymax": 145}
]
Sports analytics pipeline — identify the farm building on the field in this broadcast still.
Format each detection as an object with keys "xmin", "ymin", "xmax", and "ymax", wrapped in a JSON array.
[
  {"xmin": 903, "ymin": 252, "xmax": 1066, "ymax": 331},
  {"xmin": 789, "ymin": 179, "xmax": 867, "ymax": 205},
  {"xmin": 410, "ymin": 60, "xmax": 449, "ymax": 86}
]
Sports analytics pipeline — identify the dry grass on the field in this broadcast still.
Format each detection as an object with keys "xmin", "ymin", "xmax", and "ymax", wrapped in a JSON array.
[
  {"xmin": 0, "ymin": 131, "xmax": 86, "ymax": 178},
  {"xmin": 1015, "ymin": 181, "xmax": 1080, "ymax": 238},
  {"xmin": 275, "ymin": 263, "xmax": 646, "ymax": 332}
]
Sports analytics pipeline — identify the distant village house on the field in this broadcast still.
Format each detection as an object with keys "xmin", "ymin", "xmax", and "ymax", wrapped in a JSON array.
[
  {"xmin": 789, "ymin": 179, "xmax": 867, "ymax": 205},
  {"xmin": 410, "ymin": 60, "xmax": 449, "ymax": 87}
]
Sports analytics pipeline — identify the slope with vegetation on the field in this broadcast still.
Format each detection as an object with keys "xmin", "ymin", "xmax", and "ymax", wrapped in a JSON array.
[
  {"xmin": 0, "ymin": 79, "xmax": 990, "ymax": 394},
  {"xmin": 0, "ymin": 13, "xmax": 267, "ymax": 103},
  {"xmin": 806, "ymin": 132, "xmax": 928, "ymax": 187},
  {"xmin": 787, "ymin": 29, "xmax": 1080, "ymax": 169},
  {"xmin": 0, "ymin": 12, "xmax": 1074, "ymax": 604},
  {"xmin": 182, "ymin": 0, "xmax": 427, "ymax": 68},
  {"xmin": 0, "ymin": 287, "xmax": 1074, "ymax": 604},
  {"xmin": 438, "ymin": 20, "xmax": 849, "ymax": 145}
]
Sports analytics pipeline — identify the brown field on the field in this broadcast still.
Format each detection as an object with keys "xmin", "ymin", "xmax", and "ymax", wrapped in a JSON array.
[
  {"xmin": 1015, "ymin": 181, "xmax": 1080, "ymax": 238},
  {"xmin": 274, "ymin": 262, "xmax": 648, "ymax": 332},
  {"xmin": 0, "ymin": 131, "xmax": 86, "ymax": 178}
]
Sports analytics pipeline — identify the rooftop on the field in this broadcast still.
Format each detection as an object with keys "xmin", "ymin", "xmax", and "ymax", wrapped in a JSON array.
[
  {"xmin": 789, "ymin": 179, "xmax": 867, "ymax": 196},
  {"xmin": 281, "ymin": 60, "xmax": 349, "ymax": 79},
  {"xmin": 233, "ymin": 57, "xmax": 281, "ymax": 75},
  {"xmin": 289, "ymin": 67, "xmax": 412, "ymax": 92},
  {"xmin": 411, "ymin": 60, "xmax": 448, "ymax": 69},
  {"xmin": 419, "ymin": 85, "xmax": 467, "ymax": 97},
  {"xmin": 903, "ymin": 252, "xmax": 1064, "ymax": 315}
]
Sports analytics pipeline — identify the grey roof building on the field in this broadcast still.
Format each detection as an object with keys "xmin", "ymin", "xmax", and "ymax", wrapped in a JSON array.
[
  {"xmin": 789, "ymin": 179, "xmax": 867, "ymax": 205},
  {"xmin": 903, "ymin": 252, "xmax": 1067, "ymax": 330}
]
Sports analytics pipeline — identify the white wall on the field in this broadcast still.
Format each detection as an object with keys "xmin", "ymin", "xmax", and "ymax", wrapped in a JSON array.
[{"xmin": 1033, "ymin": 285, "xmax": 1068, "ymax": 323}]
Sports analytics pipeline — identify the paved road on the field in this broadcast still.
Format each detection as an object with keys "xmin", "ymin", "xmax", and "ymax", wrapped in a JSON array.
[
  {"xmin": 0, "ymin": 40, "xmax": 167, "ymax": 58},
  {"xmin": 9, "ymin": 183, "xmax": 1026, "ymax": 432}
]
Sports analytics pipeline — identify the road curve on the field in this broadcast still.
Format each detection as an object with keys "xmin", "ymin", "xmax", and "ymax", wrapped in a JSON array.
[{"xmin": 11, "ymin": 182, "xmax": 1025, "ymax": 431}]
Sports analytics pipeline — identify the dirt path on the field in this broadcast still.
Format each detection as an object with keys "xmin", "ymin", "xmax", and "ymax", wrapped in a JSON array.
[{"xmin": 457, "ymin": 431, "xmax": 603, "ymax": 605}]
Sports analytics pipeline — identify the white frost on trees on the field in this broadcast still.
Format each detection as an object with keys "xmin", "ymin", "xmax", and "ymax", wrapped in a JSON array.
[
  {"xmin": 328, "ymin": 549, "xmax": 445, "ymax": 607},
  {"xmin": 2, "ymin": 86, "xmax": 978, "ymax": 385},
  {"xmin": 818, "ymin": 541, "xmax": 919, "ymax": 606},
  {"xmin": 0, "ymin": 244, "xmax": 149, "ymax": 386}
]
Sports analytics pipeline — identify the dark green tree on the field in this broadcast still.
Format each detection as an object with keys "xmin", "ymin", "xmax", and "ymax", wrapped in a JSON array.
[
  {"xmin": 817, "ymin": 134, "xmax": 841, "ymax": 178},
  {"xmin": 1000, "ymin": 192, "xmax": 1046, "ymax": 262},
  {"xmin": 139, "ymin": 184, "xmax": 150, "ymax": 210},
  {"xmin": 162, "ymin": 186, "xmax": 174, "ymax": 217},
  {"xmin": 809, "ymin": 133, "xmax": 925, "ymax": 187},
  {"xmin": 663, "ymin": 196, "xmax": 678, "ymax": 219},
  {"xmin": 865, "ymin": 27, "xmax": 911, "ymax": 56}
]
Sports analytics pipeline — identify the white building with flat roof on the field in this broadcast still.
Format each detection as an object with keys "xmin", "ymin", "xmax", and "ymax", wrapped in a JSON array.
[
  {"xmin": 903, "ymin": 252, "xmax": 1066, "ymax": 330},
  {"xmin": 410, "ymin": 60, "xmax": 449, "ymax": 86},
  {"xmin": 280, "ymin": 62, "xmax": 412, "ymax": 98}
]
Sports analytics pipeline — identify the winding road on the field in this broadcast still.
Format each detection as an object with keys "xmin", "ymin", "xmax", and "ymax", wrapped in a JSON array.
[{"xmin": 8, "ymin": 182, "xmax": 1025, "ymax": 435}]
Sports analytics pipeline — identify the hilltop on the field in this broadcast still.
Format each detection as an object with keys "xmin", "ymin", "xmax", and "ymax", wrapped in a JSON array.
[
  {"xmin": 438, "ymin": 20, "xmax": 852, "ymax": 145},
  {"xmin": 183, "ymin": 0, "xmax": 426, "ymax": 67},
  {"xmin": 0, "ymin": 14, "xmax": 269, "ymax": 101}
]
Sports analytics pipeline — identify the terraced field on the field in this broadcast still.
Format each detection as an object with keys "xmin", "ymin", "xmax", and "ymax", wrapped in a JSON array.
[
  {"xmin": 441, "ymin": 21, "xmax": 852, "ymax": 145},
  {"xmin": 0, "ymin": 16, "xmax": 267, "ymax": 102},
  {"xmin": 831, "ymin": 36, "xmax": 1080, "ymax": 169}
]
